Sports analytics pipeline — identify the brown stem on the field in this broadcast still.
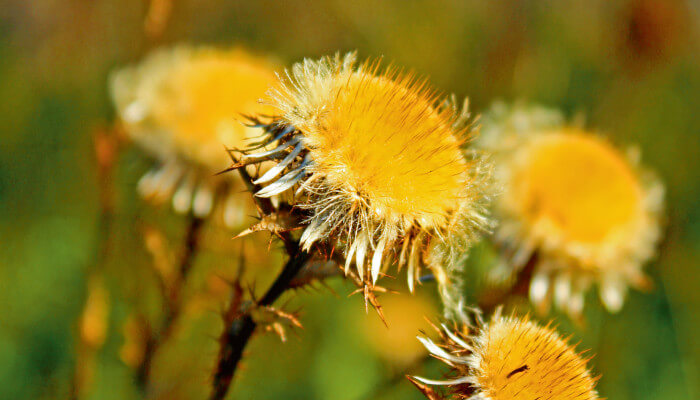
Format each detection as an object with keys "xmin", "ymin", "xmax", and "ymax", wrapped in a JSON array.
[
  {"xmin": 137, "ymin": 214, "xmax": 206, "ymax": 391},
  {"xmin": 209, "ymin": 246, "xmax": 311, "ymax": 400},
  {"xmin": 207, "ymin": 149, "xmax": 312, "ymax": 398},
  {"xmin": 70, "ymin": 127, "xmax": 120, "ymax": 400},
  {"xmin": 477, "ymin": 253, "xmax": 538, "ymax": 314}
]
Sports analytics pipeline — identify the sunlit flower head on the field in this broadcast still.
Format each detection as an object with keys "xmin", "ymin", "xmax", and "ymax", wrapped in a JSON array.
[
  {"xmin": 413, "ymin": 309, "xmax": 600, "ymax": 400},
  {"xmin": 110, "ymin": 45, "xmax": 279, "ymax": 227},
  {"xmin": 478, "ymin": 103, "xmax": 664, "ymax": 315},
  {"xmin": 235, "ymin": 52, "xmax": 489, "ymax": 300}
]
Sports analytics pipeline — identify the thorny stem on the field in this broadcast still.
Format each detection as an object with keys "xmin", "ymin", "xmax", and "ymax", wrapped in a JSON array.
[
  {"xmin": 211, "ymin": 143, "xmax": 382, "ymax": 398},
  {"xmin": 233, "ymin": 160, "xmax": 274, "ymax": 215},
  {"xmin": 227, "ymin": 153, "xmax": 304, "ymax": 253},
  {"xmin": 137, "ymin": 213, "xmax": 206, "ymax": 391},
  {"xmin": 208, "ymin": 160, "xmax": 311, "ymax": 400},
  {"xmin": 209, "ymin": 246, "xmax": 311, "ymax": 400}
]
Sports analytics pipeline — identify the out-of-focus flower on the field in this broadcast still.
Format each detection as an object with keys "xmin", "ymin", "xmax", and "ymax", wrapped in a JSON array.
[
  {"xmin": 233, "ymin": 52, "xmax": 489, "ymax": 307},
  {"xmin": 478, "ymin": 103, "xmax": 664, "ymax": 315},
  {"xmin": 413, "ymin": 309, "xmax": 599, "ymax": 400},
  {"xmin": 360, "ymin": 293, "xmax": 437, "ymax": 367},
  {"xmin": 110, "ymin": 45, "xmax": 280, "ymax": 227}
]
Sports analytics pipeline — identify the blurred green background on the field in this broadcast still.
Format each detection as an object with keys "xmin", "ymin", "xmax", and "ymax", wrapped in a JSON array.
[{"xmin": 1, "ymin": 1, "xmax": 698, "ymax": 399}]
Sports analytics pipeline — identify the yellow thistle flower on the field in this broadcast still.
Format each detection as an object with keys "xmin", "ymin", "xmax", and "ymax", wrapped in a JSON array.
[
  {"xmin": 237, "ymin": 52, "xmax": 489, "ymax": 298},
  {"xmin": 479, "ymin": 103, "xmax": 664, "ymax": 315},
  {"xmin": 413, "ymin": 310, "xmax": 600, "ymax": 400},
  {"xmin": 110, "ymin": 45, "xmax": 280, "ymax": 226}
]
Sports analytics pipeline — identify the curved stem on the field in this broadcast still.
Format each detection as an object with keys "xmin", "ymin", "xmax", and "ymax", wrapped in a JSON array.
[{"xmin": 137, "ymin": 214, "xmax": 205, "ymax": 391}]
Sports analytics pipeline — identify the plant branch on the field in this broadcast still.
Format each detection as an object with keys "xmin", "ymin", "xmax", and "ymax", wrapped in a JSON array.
[
  {"xmin": 207, "ymin": 148, "xmax": 313, "ymax": 399},
  {"xmin": 209, "ymin": 245, "xmax": 311, "ymax": 400},
  {"xmin": 137, "ymin": 213, "xmax": 206, "ymax": 391}
]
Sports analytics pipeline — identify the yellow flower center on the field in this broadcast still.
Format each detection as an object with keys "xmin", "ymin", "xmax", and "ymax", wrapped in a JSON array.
[
  {"xmin": 476, "ymin": 318, "xmax": 597, "ymax": 400},
  {"xmin": 512, "ymin": 130, "xmax": 642, "ymax": 243},
  {"xmin": 152, "ymin": 50, "xmax": 278, "ymax": 168},
  {"xmin": 298, "ymin": 71, "xmax": 468, "ymax": 229}
]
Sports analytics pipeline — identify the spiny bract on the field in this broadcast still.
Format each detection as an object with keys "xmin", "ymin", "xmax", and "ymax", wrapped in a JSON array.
[
  {"xmin": 414, "ymin": 310, "xmax": 599, "ymax": 400},
  {"xmin": 478, "ymin": 103, "xmax": 663, "ymax": 316},
  {"xmin": 239, "ymin": 52, "xmax": 489, "ymax": 302},
  {"xmin": 110, "ymin": 45, "xmax": 279, "ymax": 225}
]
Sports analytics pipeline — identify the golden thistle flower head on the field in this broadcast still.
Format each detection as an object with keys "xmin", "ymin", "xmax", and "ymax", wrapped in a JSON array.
[
  {"xmin": 239, "ymin": 52, "xmax": 489, "ymax": 298},
  {"xmin": 478, "ymin": 103, "xmax": 664, "ymax": 315},
  {"xmin": 110, "ymin": 45, "xmax": 279, "ymax": 225},
  {"xmin": 413, "ymin": 310, "xmax": 600, "ymax": 400}
]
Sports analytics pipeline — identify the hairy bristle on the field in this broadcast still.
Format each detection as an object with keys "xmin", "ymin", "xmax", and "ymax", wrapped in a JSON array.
[{"xmin": 270, "ymin": 53, "xmax": 471, "ymax": 229}]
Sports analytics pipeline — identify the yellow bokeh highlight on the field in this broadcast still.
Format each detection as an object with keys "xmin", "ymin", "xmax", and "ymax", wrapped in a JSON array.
[
  {"xmin": 80, "ymin": 277, "xmax": 110, "ymax": 348},
  {"xmin": 360, "ymin": 293, "xmax": 436, "ymax": 366}
]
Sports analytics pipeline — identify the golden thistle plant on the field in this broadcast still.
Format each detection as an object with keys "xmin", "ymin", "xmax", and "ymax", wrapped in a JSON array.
[
  {"xmin": 206, "ymin": 51, "xmax": 491, "ymax": 400},
  {"xmin": 229, "ymin": 52, "xmax": 490, "ymax": 311},
  {"xmin": 101, "ymin": 45, "xmax": 667, "ymax": 400},
  {"xmin": 477, "ymin": 103, "xmax": 664, "ymax": 317}
]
